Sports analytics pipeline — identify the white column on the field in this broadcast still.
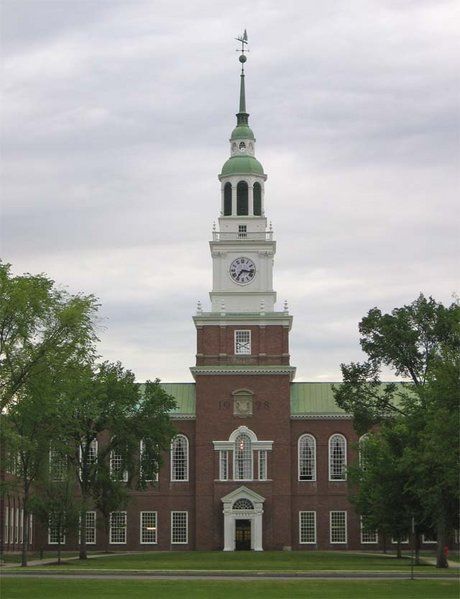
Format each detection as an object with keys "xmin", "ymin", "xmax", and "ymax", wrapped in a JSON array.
[
  {"xmin": 253, "ymin": 512, "xmax": 263, "ymax": 551},
  {"xmin": 248, "ymin": 183, "xmax": 254, "ymax": 215},
  {"xmin": 231, "ymin": 183, "xmax": 237, "ymax": 216},
  {"xmin": 223, "ymin": 514, "xmax": 234, "ymax": 551}
]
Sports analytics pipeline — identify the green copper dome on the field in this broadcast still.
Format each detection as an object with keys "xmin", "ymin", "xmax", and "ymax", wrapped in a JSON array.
[
  {"xmin": 231, "ymin": 124, "xmax": 255, "ymax": 141},
  {"xmin": 221, "ymin": 155, "xmax": 264, "ymax": 176}
]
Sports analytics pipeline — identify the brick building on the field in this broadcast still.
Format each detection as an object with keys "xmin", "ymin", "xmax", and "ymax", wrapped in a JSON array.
[{"xmin": 4, "ymin": 45, "xmax": 430, "ymax": 555}]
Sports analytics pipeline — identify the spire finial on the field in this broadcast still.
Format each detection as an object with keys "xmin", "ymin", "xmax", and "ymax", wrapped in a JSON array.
[{"xmin": 235, "ymin": 30, "xmax": 249, "ymax": 125}]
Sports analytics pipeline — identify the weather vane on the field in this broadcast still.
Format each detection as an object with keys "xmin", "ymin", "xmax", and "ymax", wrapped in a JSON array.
[{"xmin": 235, "ymin": 29, "xmax": 249, "ymax": 55}]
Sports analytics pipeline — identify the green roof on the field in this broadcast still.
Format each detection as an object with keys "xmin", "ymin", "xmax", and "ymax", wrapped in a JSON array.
[
  {"xmin": 231, "ymin": 125, "xmax": 255, "ymax": 141},
  {"xmin": 290, "ymin": 383, "xmax": 345, "ymax": 416},
  {"xmin": 160, "ymin": 383, "xmax": 196, "ymax": 415},
  {"xmin": 221, "ymin": 155, "xmax": 264, "ymax": 177}
]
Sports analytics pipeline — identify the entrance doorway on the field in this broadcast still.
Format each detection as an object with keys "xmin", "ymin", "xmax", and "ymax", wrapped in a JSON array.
[{"xmin": 235, "ymin": 519, "xmax": 251, "ymax": 550}]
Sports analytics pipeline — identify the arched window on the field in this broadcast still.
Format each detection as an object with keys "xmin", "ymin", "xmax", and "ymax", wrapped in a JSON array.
[
  {"xmin": 253, "ymin": 182, "xmax": 262, "ymax": 215},
  {"xmin": 234, "ymin": 433, "xmax": 252, "ymax": 480},
  {"xmin": 236, "ymin": 181, "xmax": 248, "ymax": 215},
  {"xmin": 298, "ymin": 434, "xmax": 316, "ymax": 481},
  {"xmin": 329, "ymin": 434, "xmax": 347, "ymax": 481},
  {"xmin": 171, "ymin": 435, "xmax": 189, "ymax": 481},
  {"xmin": 223, "ymin": 182, "xmax": 232, "ymax": 216},
  {"xmin": 110, "ymin": 441, "xmax": 128, "ymax": 482},
  {"xmin": 233, "ymin": 498, "xmax": 254, "ymax": 510},
  {"xmin": 358, "ymin": 434, "xmax": 370, "ymax": 469}
]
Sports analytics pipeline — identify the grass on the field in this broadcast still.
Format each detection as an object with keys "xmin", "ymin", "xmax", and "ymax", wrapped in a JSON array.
[
  {"xmin": 1, "ymin": 579, "xmax": 459, "ymax": 599},
  {"xmin": 1, "ymin": 551, "xmax": 97, "ymax": 564},
  {"xmin": 17, "ymin": 550, "xmax": 452, "ymax": 572}
]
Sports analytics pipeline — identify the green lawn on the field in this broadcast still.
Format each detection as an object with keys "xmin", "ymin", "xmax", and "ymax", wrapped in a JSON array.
[
  {"xmin": 2, "ymin": 579, "xmax": 459, "ymax": 599},
  {"xmin": 1, "ymin": 551, "xmax": 96, "ymax": 564},
  {"xmin": 20, "ymin": 550, "xmax": 449, "ymax": 572}
]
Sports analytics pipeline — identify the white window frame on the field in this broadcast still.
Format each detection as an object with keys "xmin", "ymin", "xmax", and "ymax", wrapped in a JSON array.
[
  {"xmin": 48, "ymin": 514, "xmax": 66, "ymax": 545},
  {"xmin": 29, "ymin": 514, "xmax": 33, "ymax": 546},
  {"xmin": 298, "ymin": 434, "xmax": 316, "ymax": 481},
  {"xmin": 170, "ymin": 435, "xmax": 189, "ymax": 482},
  {"xmin": 109, "ymin": 511, "xmax": 127, "ymax": 545},
  {"xmin": 79, "ymin": 438, "xmax": 98, "ymax": 476},
  {"xmin": 234, "ymin": 330, "xmax": 251, "ymax": 355},
  {"xmin": 79, "ymin": 511, "xmax": 96, "ymax": 545},
  {"xmin": 15, "ymin": 507, "xmax": 19, "ymax": 544},
  {"xmin": 233, "ymin": 433, "xmax": 253, "ymax": 481},
  {"xmin": 19, "ymin": 509, "xmax": 23, "ymax": 544},
  {"xmin": 328, "ymin": 434, "xmax": 347, "ymax": 481},
  {"xmin": 9, "ymin": 507, "xmax": 14, "ymax": 546},
  {"xmin": 422, "ymin": 534, "xmax": 437, "ymax": 544},
  {"xmin": 4, "ymin": 507, "xmax": 8, "ymax": 545},
  {"xmin": 391, "ymin": 536, "xmax": 409, "ymax": 544},
  {"xmin": 360, "ymin": 516, "xmax": 378, "ymax": 544},
  {"xmin": 299, "ymin": 511, "xmax": 317, "ymax": 544},
  {"xmin": 258, "ymin": 450, "xmax": 267, "ymax": 480},
  {"xmin": 219, "ymin": 450, "xmax": 229, "ymax": 481},
  {"xmin": 49, "ymin": 447, "xmax": 66, "ymax": 482},
  {"xmin": 330, "ymin": 511, "xmax": 347, "ymax": 544},
  {"xmin": 140, "ymin": 439, "xmax": 159, "ymax": 482},
  {"xmin": 110, "ymin": 448, "xmax": 128, "ymax": 482},
  {"xmin": 140, "ymin": 511, "xmax": 158, "ymax": 545},
  {"xmin": 171, "ymin": 511, "xmax": 188, "ymax": 545}
]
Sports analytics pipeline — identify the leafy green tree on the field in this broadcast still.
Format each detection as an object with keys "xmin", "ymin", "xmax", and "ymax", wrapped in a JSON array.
[
  {"xmin": 334, "ymin": 294, "xmax": 460, "ymax": 568},
  {"xmin": 93, "ymin": 466, "xmax": 128, "ymax": 552},
  {"xmin": 0, "ymin": 262, "xmax": 98, "ymax": 411},
  {"xmin": 56, "ymin": 362, "xmax": 176, "ymax": 559}
]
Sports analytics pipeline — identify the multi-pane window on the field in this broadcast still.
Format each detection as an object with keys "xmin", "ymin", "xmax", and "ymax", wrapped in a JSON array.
[
  {"xmin": 329, "ymin": 434, "xmax": 347, "ymax": 481},
  {"xmin": 82, "ymin": 511, "xmax": 96, "ymax": 545},
  {"xmin": 358, "ymin": 434, "xmax": 370, "ymax": 469},
  {"xmin": 110, "ymin": 448, "xmax": 128, "ymax": 482},
  {"xmin": 49, "ymin": 447, "xmax": 67, "ymax": 481},
  {"xmin": 330, "ymin": 511, "xmax": 347, "ymax": 544},
  {"xmin": 299, "ymin": 511, "xmax": 316, "ymax": 544},
  {"xmin": 234, "ymin": 433, "xmax": 252, "ymax": 480},
  {"xmin": 238, "ymin": 225, "xmax": 247, "ymax": 238},
  {"xmin": 360, "ymin": 516, "xmax": 378, "ymax": 544},
  {"xmin": 219, "ymin": 450, "xmax": 229, "ymax": 481},
  {"xmin": 48, "ymin": 514, "xmax": 65, "ymax": 545},
  {"xmin": 140, "ymin": 512, "xmax": 158, "ymax": 544},
  {"xmin": 258, "ymin": 450, "xmax": 267, "ymax": 480},
  {"xmin": 171, "ymin": 511, "xmax": 188, "ymax": 544},
  {"xmin": 422, "ymin": 533, "xmax": 437, "ymax": 544},
  {"xmin": 298, "ymin": 434, "xmax": 316, "ymax": 481},
  {"xmin": 140, "ymin": 439, "xmax": 159, "ymax": 482},
  {"xmin": 109, "ymin": 511, "xmax": 127, "ymax": 544},
  {"xmin": 80, "ymin": 438, "xmax": 98, "ymax": 476},
  {"xmin": 235, "ymin": 330, "xmax": 251, "ymax": 355},
  {"xmin": 171, "ymin": 435, "xmax": 189, "ymax": 481}
]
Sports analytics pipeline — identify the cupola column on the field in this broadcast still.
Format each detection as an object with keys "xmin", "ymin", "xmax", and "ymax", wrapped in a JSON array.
[
  {"xmin": 231, "ymin": 183, "xmax": 237, "ymax": 215},
  {"xmin": 248, "ymin": 183, "xmax": 254, "ymax": 215}
]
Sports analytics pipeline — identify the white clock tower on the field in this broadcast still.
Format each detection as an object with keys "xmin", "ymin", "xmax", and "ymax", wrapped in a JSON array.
[{"xmin": 210, "ymin": 44, "xmax": 277, "ymax": 313}]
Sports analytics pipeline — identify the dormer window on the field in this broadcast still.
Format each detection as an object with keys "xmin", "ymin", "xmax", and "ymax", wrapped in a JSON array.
[{"xmin": 239, "ymin": 141, "xmax": 246, "ymax": 152}]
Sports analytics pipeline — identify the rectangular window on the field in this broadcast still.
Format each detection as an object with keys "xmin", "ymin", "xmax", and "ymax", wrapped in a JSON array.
[
  {"xmin": 360, "ymin": 516, "xmax": 378, "ymax": 544},
  {"xmin": 140, "ymin": 511, "xmax": 158, "ymax": 544},
  {"xmin": 109, "ymin": 511, "xmax": 127, "ymax": 544},
  {"xmin": 235, "ymin": 330, "xmax": 251, "ymax": 355},
  {"xmin": 48, "ymin": 514, "xmax": 66, "ymax": 545},
  {"xmin": 330, "ymin": 511, "xmax": 347, "ymax": 544},
  {"xmin": 140, "ymin": 440, "xmax": 159, "ymax": 482},
  {"xmin": 238, "ymin": 225, "xmax": 247, "ymax": 238},
  {"xmin": 171, "ymin": 511, "xmax": 188, "ymax": 544},
  {"xmin": 80, "ymin": 511, "xmax": 97, "ymax": 545},
  {"xmin": 10, "ymin": 507, "xmax": 14, "ymax": 546},
  {"xmin": 15, "ymin": 507, "xmax": 19, "ymax": 544},
  {"xmin": 110, "ymin": 449, "xmax": 128, "ymax": 482},
  {"xmin": 258, "ymin": 450, "xmax": 267, "ymax": 480},
  {"xmin": 299, "ymin": 511, "xmax": 316, "ymax": 544},
  {"xmin": 219, "ymin": 450, "xmax": 229, "ymax": 481},
  {"xmin": 49, "ymin": 447, "xmax": 67, "ymax": 482}
]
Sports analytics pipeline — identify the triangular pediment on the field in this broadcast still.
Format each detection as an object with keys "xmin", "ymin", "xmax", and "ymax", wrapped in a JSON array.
[{"xmin": 221, "ymin": 485, "xmax": 265, "ymax": 505}]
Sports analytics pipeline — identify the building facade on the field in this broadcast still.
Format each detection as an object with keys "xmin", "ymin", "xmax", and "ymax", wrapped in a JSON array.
[{"xmin": 6, "ymin": 46, "xmax": 441, "ymax": 554}]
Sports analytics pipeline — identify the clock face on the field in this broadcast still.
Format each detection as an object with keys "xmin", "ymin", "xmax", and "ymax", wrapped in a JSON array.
[{"xmin": 229, "ymin": 257, "xmax": 256, "ymax": 285}]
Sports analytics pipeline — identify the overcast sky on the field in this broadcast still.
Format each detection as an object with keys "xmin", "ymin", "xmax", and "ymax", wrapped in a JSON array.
[{"xmin": 1, "ymin": 0, "xmax": 459, "ymax": 382}]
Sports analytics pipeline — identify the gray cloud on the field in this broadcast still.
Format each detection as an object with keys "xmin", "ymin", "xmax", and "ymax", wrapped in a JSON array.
[{"xmin": 1, "ymin": 0, "xmax": 458, "ymax": 382}]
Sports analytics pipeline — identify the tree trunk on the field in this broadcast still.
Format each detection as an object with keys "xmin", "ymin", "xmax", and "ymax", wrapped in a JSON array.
[
  {"xmin": 415, "ymin": 532, "xmax": 421, "ymax": 565},
  {"xmin": 396, "ymin": 541, "xmax": 401, "ymax": 558},
  {"xmin": 436, "ymin": 520, "xmax": 448, "ymax": 568},
  {"xmin": 382, "ymin": 532, "xmax": 387, "ymax": 554},
  {"xmin": 20, "ymin": 497, "xmax": 29, "ymax": 567}
]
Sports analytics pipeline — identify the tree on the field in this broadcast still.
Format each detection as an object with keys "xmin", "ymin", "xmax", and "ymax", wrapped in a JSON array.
[
  {"xmin": 334, "ymin": 294, "xmax": 460, "ymax": 568},
  {"xmin": 93, "ymin": 467, "xmax": 128, "ymax": 552},
  {"xmin": 56, "ymin": 362, "xmax": 176, "ymax": 559},
  {"xmin": 0, "ymin": 262, "xmax": 98, "ymax": 411}
]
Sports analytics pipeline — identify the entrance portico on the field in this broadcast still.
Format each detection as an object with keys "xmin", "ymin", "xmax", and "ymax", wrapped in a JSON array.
[{"xmin": 221, "ymin": 486, "xmax": 265, "ymax": 551}]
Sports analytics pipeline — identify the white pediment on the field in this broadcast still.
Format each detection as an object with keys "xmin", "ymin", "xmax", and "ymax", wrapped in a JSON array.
[{"xmin": 221, "ymin": 485, "xmax": 265, "ymax": 506}]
